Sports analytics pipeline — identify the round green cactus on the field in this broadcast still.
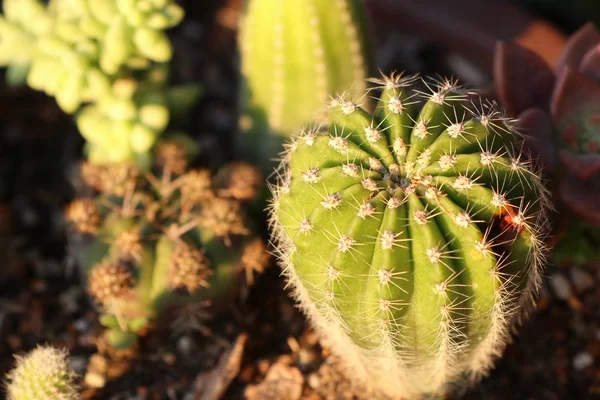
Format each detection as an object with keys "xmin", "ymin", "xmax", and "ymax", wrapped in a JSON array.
[
  {"xmin": 270, "ymin": 74, "xmax": 550, "ymax": 398},
  {"xmin": 6, "ymin": 345, "xmax": 77, "ymax": 400}
]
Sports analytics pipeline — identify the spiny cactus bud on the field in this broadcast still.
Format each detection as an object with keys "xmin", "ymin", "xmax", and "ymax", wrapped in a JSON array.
[
  {"xmin": 112, "ymin": 228, "xmax": 143, "ymax": 262},
  {"xmin": 6, "ymin": 345, "xmax": 77, "ymax": 400},
  {"xmin": 65, "ymin": 198, "xmax": 101, "ymax": 234},
  {"xmin": 238, "ymin": 0, "xmax": 374, "ymax": 169},
  {"xmin": 168, "ymin": 241, "xmax": 212, "ymax": 293},
  {"xmin": 216, "ymin": 162, "xmax": 263, "ymax": 201},
  {"xmin": 269, "ymin": 74, "xmax": 550, "ymax": 398},
  {"xmin": 155, "ymin": 140, "xmax": 189, "ymax": 175},
  {"xmin": 88, "ymin": 260, "xmax": 134, "ymax": 305},
  {"xmin": 82, "ymin": 163, "xmax": 140, "ymax": 196},
  {"xmin": 241, "ymin": 238, "xmax": 271, "ymax": 285},
  {"xmin": 200, "ymin": 197, "xmax": 249, "ymax": 239},
  {"xmin": 180, "ymin": 169, "xmax": 214, "ymax": 206}
]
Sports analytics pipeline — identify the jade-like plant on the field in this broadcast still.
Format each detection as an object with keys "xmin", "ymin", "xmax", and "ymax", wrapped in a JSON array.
[
  {"xmin": 238, "ymin": 0, "xmax": 373, "ymax": 170},
  {"xmin": 0, "ymin": 0, "xmax": 200, "ymax": 166},
  {"xmin": 269, "ymin": 74, "xmax": 550, "ymax": 398},
  {"xmin": 66, "ymin": 140, "xmax": 269, "ymax": 348},
  {"xmin": 494, "ymin": 22, "xmax": 600, "ymax": 262},
  {"xmin": 5, "ymin": 345, "xmax": 77, "ymax": 400}
]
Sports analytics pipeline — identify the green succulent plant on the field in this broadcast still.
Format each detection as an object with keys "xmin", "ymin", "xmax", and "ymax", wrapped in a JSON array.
[
  {"xmin": 0, "ymin": 0, "xmax": 200, "ymax": 166},
  {"xmin": 5, "ymin": 345, "xmax": 77, "ymax": 400},
  {"xmin": 269, "ymin": 74, "xmax": 551, "ymax": 398},
  {"xmin": 238, "ymin": 0, "xmax": 373, "ymax": 170},
  {"xmin": 66, "ymin": 141, "xmax": 269, "ymax": 348}
]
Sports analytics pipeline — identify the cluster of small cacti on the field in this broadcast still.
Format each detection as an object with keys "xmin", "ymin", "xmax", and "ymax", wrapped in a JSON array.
[
  {"xmin": 5, "ymin": 345, "xmax": 77, "ymax": 400},
  {"xmin": 269, "ymin": 74, "xmax": 550, "ymax": 398},
  {"xmin": 238, "ymin": 0, "xmax": 373, "ymax": 169},
  {"xmin": 0, "ymin": 0, "xmax": 200, "ymax": 165},
  {"xmin": 66, "ymin": 140, "xmax": 270, "ymax": 348}
]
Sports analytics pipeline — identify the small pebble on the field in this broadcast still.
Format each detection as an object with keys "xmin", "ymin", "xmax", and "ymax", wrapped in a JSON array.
[
  {"xmin": 570, "ymin": 268, "xmax": 595, "ymax": 293},
  {"xmin": 573, "ymin": 352, "xmax": 593, "ymax": 370},
  {"xmin": 550, "ymin": 273, "xmax": 571, "ymax": 301},
  {"xmin": 308, "ymin": 373, "xmax": 320, "ymax": 389},
  {"xmin": 69, "ymin": 356, "xmax": 88, "ymax": 375},
  {"xmin": 177, "ymin": 336, "xmax": 193, "ymax": 355}
]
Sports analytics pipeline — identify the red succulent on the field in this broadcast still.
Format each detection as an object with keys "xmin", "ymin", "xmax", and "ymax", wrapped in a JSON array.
[{"xmin": 495, "ymin": 23, "xmax": 600, "ymax": 228}]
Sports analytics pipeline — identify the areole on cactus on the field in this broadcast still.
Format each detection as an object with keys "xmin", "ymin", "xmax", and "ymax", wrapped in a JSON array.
[{"xmin": 269, "ymin": 73, "xmax": 550, "ymax": 398}]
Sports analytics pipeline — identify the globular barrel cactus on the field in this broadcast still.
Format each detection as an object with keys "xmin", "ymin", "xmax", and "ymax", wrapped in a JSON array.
[
  {"xmin": 5, "ymin": 345, "xmax": 77, "ymax": 400},
  {"xmin": 0, "ymin": 0, "xmax": 199, "ymax": 166},
  {"xmin": 66, "ymin": 140, "xmax": 269, "ymax": 348},
  {"xmin": 238, "ymin": 0, "xmax": 373, "ymax": 170},
  {"xmin": 269, "ymin": 74, "xmax": 550, "ymax": 398}
]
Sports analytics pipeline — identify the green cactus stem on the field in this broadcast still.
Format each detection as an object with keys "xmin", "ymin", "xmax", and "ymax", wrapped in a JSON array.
[
  {"xmin": 269, "ymin": 74, "xmax": 550, "ymax": 398},
  {"xmin": 238, "ymin": 0, "xmax": 373, "ymax": 170},
  {"xmin": 5, "ymin": 345, "xmax": 78, "ymax": 400}
]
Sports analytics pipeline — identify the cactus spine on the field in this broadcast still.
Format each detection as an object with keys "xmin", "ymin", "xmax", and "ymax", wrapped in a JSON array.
[
  {"xmin": 5, "ymin": 345, "xmax": 77, "ymax": 400},
  {"xmin": 269, "ymin": 74, "xmax": 550, "ymax": 398},
  {"xmin": 238, "ymin": 0, "xmax": 373, "ymax": 169}
]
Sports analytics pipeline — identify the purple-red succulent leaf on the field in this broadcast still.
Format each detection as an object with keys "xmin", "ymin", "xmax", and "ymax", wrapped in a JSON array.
[
  {"xmin": 559, "ymin": 150, "xmax": 600, "ymax": 180},
  {"xmin": 580, "ymin": 44, "xmax": 600, "ymax": 82},
  {"xmin": 494, "ymin": 41, "xmax": 555, "ymax": 115},
  {"xmin": 560, "ymin": 178, "xmax": 600, "ymax": 228},
  {"xmin": 556, "ymin": 22, "xmax": 600, "ymax": 72},
  {"xmin": 517, "ymin": 108, "xmax": 558, "ymax": 172},
  {"xmin": 551, "ymin": 67, "xmax": 600, "ymax": 153}
]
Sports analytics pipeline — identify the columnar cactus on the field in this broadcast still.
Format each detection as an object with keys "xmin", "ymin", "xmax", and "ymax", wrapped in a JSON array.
[
  {"xmin": 6, "ymin": 345, "xmax": 77, "ymax": 400},
  {"xmin": 66, "ymin": 141, "xmax": 269, "ymax": 348},
  {"xmin": 269, "ymin": 74, "xmax": 550, "ymax": 398},
  {"xmin": 238, "ymin": 0, "xmax": 373, "ymax": 169},
  {"xmin": 0, "ymin": 0, "xmax": 199, "ymax": 166}
]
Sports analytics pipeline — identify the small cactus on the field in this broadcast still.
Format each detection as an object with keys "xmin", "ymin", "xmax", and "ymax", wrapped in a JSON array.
[
  {"xmin": 238, "ymin": 0, "xmax": 373, "ymax": 169},
  {"xmin": 67, "ymin": 141, "xmax": 269, "ymax": 348},
  {"xmin": 0, "ymin": 0, "xmax": 200, "ymax": 166},
  {"xmin": 269, "ymin": 74, "xmax": 550, "ymax": 398},
  {"xmin": 5, "ymin": 345, "xmax": 77, "ymax": 400}
]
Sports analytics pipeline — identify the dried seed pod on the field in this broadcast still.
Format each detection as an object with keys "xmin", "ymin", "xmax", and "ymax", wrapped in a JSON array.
[
  {"xmin": 168, "ymin": 241, "xmax": 212, "ymax": 293},
  {"xmin": 241, "ymin": 238, "xmax": 270, "ymax": 284},
  {"xmin": 180, "ymin": 169, "xmax": 213, "ymax": 206},
  {"xmin": 216, "ymin": 162, "xmax": 263, "ymax": 201},
  {"xmin": 112, "ymin": 228, "xmax": 143, "ymax": 262},
  {"xmin": 199, "ymin": 197, "xmax": 248, "ymax": 239},
  {"xmin": 88, "ymin": 260, "xmax": 133, "ymax": 306},
  {"xmin": 155, "ymin": 140, "xmax": 188, "ymax": 175},
  {"xmin": 65, "ymin": 198, "xmax": 101, "ymax": 234}
]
